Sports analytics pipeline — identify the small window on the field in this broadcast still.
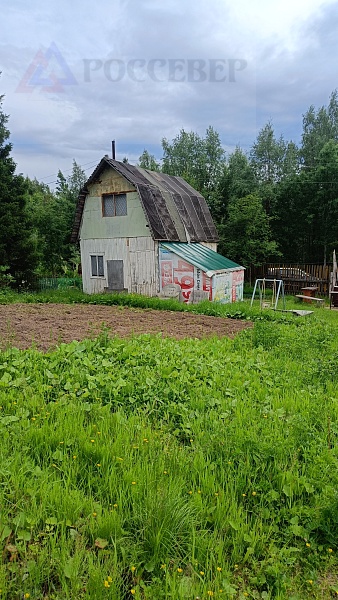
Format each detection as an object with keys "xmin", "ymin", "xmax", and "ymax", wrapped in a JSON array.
[
  {"xmin": 102, "ymin": 193, "xmax": 127, "ymax": 217},
  {"xmin": 91, "ymin": 255, "xmax": 104, "ymax": 277}
]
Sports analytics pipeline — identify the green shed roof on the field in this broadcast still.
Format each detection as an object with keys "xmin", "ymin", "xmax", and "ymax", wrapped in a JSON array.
[{"xmin": 160, "ymin": 242, "xmax": 244, "ymax": 276}]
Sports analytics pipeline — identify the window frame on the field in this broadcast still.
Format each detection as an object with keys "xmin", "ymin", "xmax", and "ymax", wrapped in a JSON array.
[
  {"xmin": 90, "ymin": 254, "xmax": 105, "ymax": 278},
  {"xmin": 102, "ymin": 193, "xmax": 127, "ymax": 217}
]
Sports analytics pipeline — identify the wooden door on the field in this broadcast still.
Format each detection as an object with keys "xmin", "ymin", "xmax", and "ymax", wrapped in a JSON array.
[{"xmin": 107, "ymin": 260, "xmax": 125, "ymax": 290}]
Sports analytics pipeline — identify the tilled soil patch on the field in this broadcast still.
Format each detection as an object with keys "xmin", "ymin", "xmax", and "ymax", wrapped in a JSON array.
[{"xmin": 0, "ymin": 303, "xmax": 252, "ymax": 351}]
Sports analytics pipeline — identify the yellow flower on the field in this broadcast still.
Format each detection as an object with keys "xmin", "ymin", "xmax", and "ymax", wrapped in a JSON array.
[
  {"xmin": 200, "ymin": 570, "xmax": 205, "ymax": 575},
  {"xmin": 242, "ymin": 493, "xmax": 246, "ymax": 497},
  {"xmin": 188, "ymin": 491, "xmax": 193, "ymax": 494},
  {"xmin": 104, "ymin": 580, "xmax": 110, "ymax": 588},
  {"xmin": 97, "ymin": 431, "xmax": 101, "ymax": 435},
  {"xmin": 328, "ymin": 548, "xmax": 333, "ymax": 553},
  {"xmin": 207, "ymin": 592, "xmax": 214, "ymax": 597},
  {"xmin": 243, "ymin": 594, "xmax": 249, "ymax": 598},
  {"xmin": 197, "ymin": 490, "xmax": 201, "ymax": 494},
  {"xmin": 163, "ymin": 470, "xmax": 168, "ymax": 474},
  {"xmin": 177, "ymin": 567, "xmax": 183, "ymax": 573},
  {"xmin": 31, "ymin": 417, "xmax": 36, "ymax": 421},
  {"xmin": 160, "ymin": 564, "xmax": 166, "ymax": 569},
  {"xmin": 24, "ymin": 595, "xmax": 30, "ymax": 599},
  {"xmin": 252, "ymin": 491, "xmax": 257, "ymax": 496},
  {"xmin": 215, "ymin": 492, "xmax": 219, "ymax": 496},
  {"xmin": 306, "ymin": 542, "xmax": 311, "ymax": 548},
  {"xmin": 143, "ymin": 438, "xmax": 148, "ymax": 443},
  {"xmin": 217, "ymin": 566, "xmax": 222, "ymax": 572},
  {"xmin": 107, "ymin": 576, "xmax": 112, "ymax": 582},
  {"xmin": 113, "ymin": 503, "xmax": 118, "ymax": 508},
  {"xmin": 92, "ymin": 512, "xmax": 97, "ymax": 517},
  {"xmin": 130, "ymin": 591, "xmax": 136, "ymax": 596},
  {"xmin": 131, "ymin": 481, "xmax": 136, "ymax": 485},
  {"xmin": 307, "ymin": 580, "xmax": 313, "ymax": 584},
  {"xmin": 131, "ymin": 566, "xmax": 136, "ymax": 572},
  {"xmin": 90, "ymin": 439, "xmax": 95, "ymax": 443},
  {"xmin": 96, "ymin": 463, "xmax": 101, "ymax": 467},
  {"xmin": 72, "ymin": 455, "xmax": 77, "ymax": 459},
  {"xmin": 59, "ymin": 441, "xmax": 64, "ymax": 444}
]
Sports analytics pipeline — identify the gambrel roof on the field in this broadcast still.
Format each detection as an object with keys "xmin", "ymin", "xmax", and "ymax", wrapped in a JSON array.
[{"xmin": 71, "ymin": 157, "xmax": 219, "ymax": 243}]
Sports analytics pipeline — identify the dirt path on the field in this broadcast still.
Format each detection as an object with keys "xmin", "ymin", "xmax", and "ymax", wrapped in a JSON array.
[{"xmin": 0, "ymin": 303, "xmax": 252, "ymax": 351}]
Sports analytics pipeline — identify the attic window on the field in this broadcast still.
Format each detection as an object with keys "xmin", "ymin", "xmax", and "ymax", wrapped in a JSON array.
[{"xmin": 102, "ymin": 193, "xmax": 127, "ymax": 217}]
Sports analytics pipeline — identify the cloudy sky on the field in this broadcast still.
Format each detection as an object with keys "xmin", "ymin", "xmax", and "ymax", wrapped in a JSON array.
[{"xmin": 1, "ymin": 0, "xmax": 338, "ymax": 184}]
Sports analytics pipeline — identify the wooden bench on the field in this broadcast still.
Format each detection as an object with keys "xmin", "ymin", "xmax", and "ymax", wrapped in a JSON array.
[{"xmin": 295, "ymin": 294, "xmax": 324, "ymax": 306}]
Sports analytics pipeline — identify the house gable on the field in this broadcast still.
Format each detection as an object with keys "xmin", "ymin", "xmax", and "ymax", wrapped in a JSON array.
[
  {"xmin": 79, "ymin": 166, "xmax": 151, "ymax": 240},
  {"xmin": 71, "ymin": 157, "xmax": 219, "ymax": 244}
]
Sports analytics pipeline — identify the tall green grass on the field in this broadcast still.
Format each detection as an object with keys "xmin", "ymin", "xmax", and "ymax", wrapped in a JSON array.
[{"xmin": 0, "ymin": 304, "xmax": 338, "ymax": 598}]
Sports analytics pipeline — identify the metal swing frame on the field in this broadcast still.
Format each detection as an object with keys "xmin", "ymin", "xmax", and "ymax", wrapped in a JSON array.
[{"xmin": 250, "ymin": 278, "xmax": 285, "ymax": 310}]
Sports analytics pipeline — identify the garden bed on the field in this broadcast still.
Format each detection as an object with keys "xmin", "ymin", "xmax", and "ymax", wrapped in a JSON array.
[{"xmin": 0, "ymin": 303, "xmax": 252, "ymax": 351}]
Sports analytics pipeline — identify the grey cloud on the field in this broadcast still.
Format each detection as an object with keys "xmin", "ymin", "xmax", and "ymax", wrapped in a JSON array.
[{"xmin": 2, "ymin": 0, "xmax": 338, "ymax": 181}]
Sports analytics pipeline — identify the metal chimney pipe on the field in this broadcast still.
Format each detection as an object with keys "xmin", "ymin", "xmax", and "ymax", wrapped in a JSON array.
[{"xmin": 112, "ymin": 140, "xmax": 116, "ymax": 160}]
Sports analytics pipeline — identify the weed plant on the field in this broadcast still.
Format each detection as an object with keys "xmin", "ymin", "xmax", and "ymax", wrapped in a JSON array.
[{"xmin": 0, "ymin": 298, "xmax": 338, "ymax": 598}]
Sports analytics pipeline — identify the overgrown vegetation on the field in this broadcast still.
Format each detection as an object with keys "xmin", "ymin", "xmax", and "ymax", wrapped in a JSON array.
[
  {"xmin": 0, "ymin": 287, "xmax": 321, "ymax": 323},
  {"xmin": 0, "ymin": 301, "xmax": 338, "ymax": 598}
]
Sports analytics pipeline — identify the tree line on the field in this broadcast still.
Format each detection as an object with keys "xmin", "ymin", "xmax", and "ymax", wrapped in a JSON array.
[
  {"xmin": 140, "ymin": 91, "xmax": 338, "ymax": 268},
  {"xmin": 1, "ymin": 83, "xmax": 338, "ymax": 286}
]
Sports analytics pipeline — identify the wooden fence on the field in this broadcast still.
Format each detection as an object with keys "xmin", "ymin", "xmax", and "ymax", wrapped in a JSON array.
[
  {"xmin": 247, "ymin": 264, "xmax": 332, "ymax": 296},
  {"xmin": 29, "ymin": 277, "xmax": 82, "ymax": 291}
]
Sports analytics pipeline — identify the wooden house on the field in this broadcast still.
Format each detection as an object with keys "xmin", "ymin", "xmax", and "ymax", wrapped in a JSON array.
[{"xmin": 71, "ymin": 157, "xmax": 244, "ymax": 303}]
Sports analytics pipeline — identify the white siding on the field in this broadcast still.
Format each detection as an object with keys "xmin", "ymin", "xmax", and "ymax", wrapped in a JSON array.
[
  {"xmin": 200, "ymin": 242, "xmax": 218, "ymax": 252},
  {"xmin": 81, "ymin": 238, "xmax": 159, "ymax": 296}
]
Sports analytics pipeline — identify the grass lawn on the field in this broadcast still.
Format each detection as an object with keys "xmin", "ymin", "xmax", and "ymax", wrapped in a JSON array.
[{"xmin": 0, "ymin": 290, "xmax": 337, "ymax": 598}]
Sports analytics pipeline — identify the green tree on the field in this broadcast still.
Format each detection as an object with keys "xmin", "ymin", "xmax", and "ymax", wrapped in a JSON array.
[
  {"xmin": 138, "ymin": 150, "xmax": 160, "ymax": 171},
  {"xmin": 161, "ymin": 127, "xmax": 225, "ymax": 203},
  {"xmin": 301, "ymin": 90, "xmax": 338, "ymax": 167},
  {"xmin": 26, "ymin": 161, "xmax": 86, "ymax": 274},
  {"xmin": 220, "ymin": 193, "xmax": 280, "ymax": 267},
  {"xmin": 307, "ymin": 140, "xmax": 338, "ymax": 263},
  {"xmin": 250, "ymin": 123, "xmax": 300, "ymax": 217},
  {"xmin": 0, "ymin": 88, "xmax": 37, "ymax": 284},
  {"xmin": 211, "ymin": 147, "xmax": 256, "ymax": 244}
]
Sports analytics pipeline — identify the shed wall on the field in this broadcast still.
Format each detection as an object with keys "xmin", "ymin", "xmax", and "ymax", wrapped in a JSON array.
[
  {"xmin": 200, "ymin": 242, "xmax": 217, "ymax": 252},
  {"xmin": 81, "ymin": 237, "xmax": 158, "ymax": 296}
]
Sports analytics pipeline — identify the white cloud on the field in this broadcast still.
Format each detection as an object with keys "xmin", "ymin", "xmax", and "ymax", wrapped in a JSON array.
[{"xmin": 1, "ymin": 0, "xmax": 338, "ymax": 180}]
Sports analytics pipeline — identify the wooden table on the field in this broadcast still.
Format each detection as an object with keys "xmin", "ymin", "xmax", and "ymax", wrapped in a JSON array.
[{"xmin": 301, "ymin": 287, "xmax": 318, "ymax": 303}]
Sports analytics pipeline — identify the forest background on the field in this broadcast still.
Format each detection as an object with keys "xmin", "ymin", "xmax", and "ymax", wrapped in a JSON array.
[{"xmin": 1, "ymin": 83, "xmax": 338, "ymax": 285}]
